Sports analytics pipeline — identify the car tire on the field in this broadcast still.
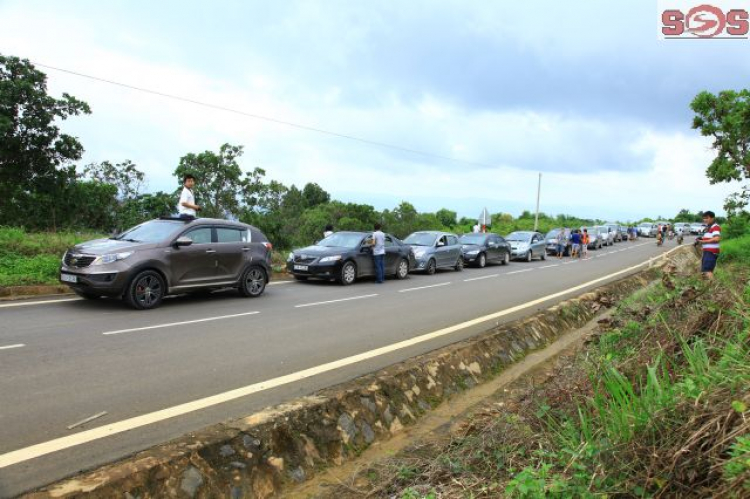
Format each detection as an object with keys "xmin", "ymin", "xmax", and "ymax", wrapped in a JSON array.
[
  {"xmin": 339, "ymin": 261, "xmax": 357, "ymax": 285},
  {"xmin": 477, "ymin": 253, "xmax": 487, "ymax": 268},
  {"xmin": 526, "ymin": 251, "xmax": 532, "ymax": 263},
  {"xmin": 454, "ymin": 257, "xmax": 463, "ymax": 272},
  {"xmin": 426, "ymin": 258, "xmax": 437, "ymax": 275},
  {"xmin": 502, "ymin": 252, "xmax": 510, "ymax": 265},
  {"xmin": 125, "ymin": 270, "xmax": 165, "ymax": 310},
  {"xmin": 294, "ymin": 275, "xmax": 308, "ymax": 281},
  {"xmin": 395, "ymin": 258, "xmax": 409, "ymax": 280},
  {"xmin": 74, "ymin": 290, "xmax": 100, "ymax": 300},
  {"xmin": 239, "ymin": 266, "xmax": 267, "ymax": 297}
]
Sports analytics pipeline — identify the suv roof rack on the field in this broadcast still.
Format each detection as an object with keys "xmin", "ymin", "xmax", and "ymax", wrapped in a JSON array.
[{"xmin": 158, "ymin": 216, "xmax": 195, "ymax": 222}]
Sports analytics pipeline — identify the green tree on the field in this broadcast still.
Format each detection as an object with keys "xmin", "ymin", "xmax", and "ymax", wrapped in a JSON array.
[
  {"xmin": 0, "ymin": 54, "xmax": 91, "ymax": 228},
  {"xmin": 435, "ymin": 208, "xmax": 457, "ymax": 228},
  {"xmin": 174, "ymin": 143, "xmax": 249, "ymax": 218},
  {"xmin": 302, "ymin": 182, "xmax": 330, "ymax": 208},
  {"xmin": 84, "ymin": 160, "xmax": 144, "ymax": 200},
  {"xmin": 691, "ymin": 90, "xmax": 750, "ymax": 183}
]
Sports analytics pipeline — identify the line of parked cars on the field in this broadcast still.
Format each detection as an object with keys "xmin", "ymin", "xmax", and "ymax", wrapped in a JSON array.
[
  {"xmin": 637, "ymin": 221, "xmax": 705, "ymax": 238},
  {"xmin": 58, "ymin": 216, "xmax": 657, "ymax": 311}
]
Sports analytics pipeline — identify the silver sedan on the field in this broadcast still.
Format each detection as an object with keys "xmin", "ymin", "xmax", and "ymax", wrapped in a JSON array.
[{"xmin": 506, "ymin": 231, "xmax": 547, "ymax": 262}]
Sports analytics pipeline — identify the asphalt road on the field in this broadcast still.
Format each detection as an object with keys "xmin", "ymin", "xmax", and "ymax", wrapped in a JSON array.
[{"xmin": 0, "ymin": 238, "xmax": 684, "ymax": 497}]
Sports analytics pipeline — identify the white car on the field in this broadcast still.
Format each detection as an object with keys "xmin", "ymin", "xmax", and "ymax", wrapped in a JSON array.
[
  {"xmin": 690, "ymin": 223, "xmax": 706, "ymax": 235},
  {"xmin": 673, "ymin": 222, "xmax": 691, "ymax": 235},
  {"xmin": 637, "ymin": 222, "xmax": 654, "ymax": 237}
]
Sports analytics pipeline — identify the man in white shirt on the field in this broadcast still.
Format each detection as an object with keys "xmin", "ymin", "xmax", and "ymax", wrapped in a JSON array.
[
  {"xmin": 371, "ymin": 223, "xmax": 386, "ymax": 283},
  {"xmin": 177, "ymin": 174, "xmax": 201, "ymax": 218}
]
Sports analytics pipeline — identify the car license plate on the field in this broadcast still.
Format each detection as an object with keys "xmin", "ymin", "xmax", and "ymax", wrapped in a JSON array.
[
  {"xmin": 294, "ymin": 265, "xmax": 309, "ymax": 271},
  {"xmin": 60, "ymin": 273, "xmax": 77, "ymax": 283}
]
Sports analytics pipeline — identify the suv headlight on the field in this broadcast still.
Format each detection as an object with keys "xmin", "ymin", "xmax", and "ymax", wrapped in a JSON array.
[
  {"xmin": 93, "ymin": 252, "xmax": 133, "ymax": 265},
  {"xmin": 320, "ymin": 255, "xmax": 342, "ymax": 263},
  {"xmin": 288, "ymin": 252, "xmax": 294, "ymax": 261}
]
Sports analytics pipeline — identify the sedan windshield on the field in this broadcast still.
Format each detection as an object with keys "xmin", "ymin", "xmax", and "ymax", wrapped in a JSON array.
[
  {"xmin": 404, "ymin": 233, "xmax": 438, "ymax": 246},
  {"xmin": 318, "ymin": 233, "xmax": 364, "ymax": 248},
  {"xmin": 114, "ymin": 220, "xmax": 186, "ymax": 244},
  {"xmin": 459, "ymin": 234, "xmax": 487, "ymax": 245},
  {"xmin": 506, "ymin": 232, "xmax": 531, "ymax": 242}
]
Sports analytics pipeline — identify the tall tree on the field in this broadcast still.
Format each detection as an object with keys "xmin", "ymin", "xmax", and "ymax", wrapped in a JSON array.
[
  {"xmin": 0, "ymin": 54, "xmax": 91, "ymax": 228},
  {"xmin": 174, "ymin": 143, "xmax": 248, "ymax": 218}
]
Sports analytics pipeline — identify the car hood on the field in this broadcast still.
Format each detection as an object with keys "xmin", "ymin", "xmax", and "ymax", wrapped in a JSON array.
[
  {"xmin": 70, "ymin": 238, "xmax": 157, "ymax": 255},
  {"xmin": 293, "ymin": 245, "xmax": 354, "ymax": 257}
]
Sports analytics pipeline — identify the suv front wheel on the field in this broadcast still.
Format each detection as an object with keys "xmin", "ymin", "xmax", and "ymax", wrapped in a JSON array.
[
  {"xmin": 125, "ymin": 270, "xmax": 165, "ymax": 310},
  {"xmin": 239, "ymin": 266, "xmax": 267, "ymax": 297}
]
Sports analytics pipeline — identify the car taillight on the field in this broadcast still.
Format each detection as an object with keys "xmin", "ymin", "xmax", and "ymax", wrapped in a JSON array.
[{"xmin": 262, "ymin": 242, "xmax": 273, "ymax": 251}]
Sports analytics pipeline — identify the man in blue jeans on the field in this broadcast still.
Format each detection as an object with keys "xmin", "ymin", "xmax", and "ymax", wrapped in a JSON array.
[{"xmin": 371, "ymin": 223, "xmax": 386, "ymax": 283}]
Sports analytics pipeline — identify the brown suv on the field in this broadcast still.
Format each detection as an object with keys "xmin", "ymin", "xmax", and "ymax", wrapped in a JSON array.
[{"xmin": 59, "ymin": 217, "xmax": 273, "ymax": 309}]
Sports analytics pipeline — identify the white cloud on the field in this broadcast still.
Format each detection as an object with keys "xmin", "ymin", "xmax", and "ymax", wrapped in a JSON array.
[{"xmin": 0, "ymin": 0, "xmax": 741, "ymax": 222}]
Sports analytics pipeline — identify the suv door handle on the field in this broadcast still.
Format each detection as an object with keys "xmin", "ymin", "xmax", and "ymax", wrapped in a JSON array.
[
  {"xmin": 205, "ymin": 249, "xmax": 216, "ymax": 254},
  {"xmin": 242, "ymin": 247, "xmax": 251, "ymax": 252}
]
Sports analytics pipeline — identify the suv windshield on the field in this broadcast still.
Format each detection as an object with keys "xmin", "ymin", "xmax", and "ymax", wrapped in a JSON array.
[
  {"xmin": 318, "ymin": 233, "xmax": 365, "ymax": 248},
  {"xmin": 459, "ymin": 234, "xmax": 487, "ymax": 245},
  {"xmin": 506, "ymin": 232, "xmax": 531, "ymax": 242},
  {"xmin": 113, "ymin": 220, "xmax": 186, "ymax": 244},
  {"xmin": 545, "ymin": 230, "xmax": 562, "ymax": 239},
  {"xmin": 404, "ymin": 233, "xmax": 438, "ymax": 246}
]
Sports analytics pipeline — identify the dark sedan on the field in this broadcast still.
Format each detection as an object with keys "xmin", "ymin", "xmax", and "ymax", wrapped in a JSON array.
[
  {"xmin": 287, "ymin": 231, "xmax": 415, "ymax": 285},
  {"xmin": 459, "ymin": 233, "xmax": 511, "ymax": 268}
]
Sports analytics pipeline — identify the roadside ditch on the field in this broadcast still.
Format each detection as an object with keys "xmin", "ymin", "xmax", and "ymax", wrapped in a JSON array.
[{"xmin": 23, "ymin": 247, "xmax": 696, "ymax": 498}]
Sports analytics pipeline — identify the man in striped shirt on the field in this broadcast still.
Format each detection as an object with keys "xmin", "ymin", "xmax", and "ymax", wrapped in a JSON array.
[{"xmin": 698, "ymin": 211, "xmax": 720, "ymax": 279}]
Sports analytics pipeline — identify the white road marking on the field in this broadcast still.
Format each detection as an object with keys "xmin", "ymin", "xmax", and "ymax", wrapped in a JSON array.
[
  {"xmin": 0, "ymin": 247, "xmax": 683, "ymax": 469},
  {"xmin": 506, "ymin": 268, "xmax": 534, "ymax": 275},
  {"xmin": 295, "ymin": 294, "xmax": 378, "ymax": 308},
  {"xmin": 0, "ymin": 282, "xmax": 291, "ymax": 309},
  {"xmin": 463, "ymin": 274, "xmax": 499, "ymax": 282},
  {"xmin": 538, "ymin": 264, "xmax": 559, "ymax": 269},
  {"xmin": 0, "ymin": 298, "xmax": 80, "ymax": 308},
  {"xmin": 0, "ymin": 344, "xmax": 24, "ymax": 351},
  {"xmin": 399, "ymin": 282, "xmax": 451, "ymax": 293},
  {"xmin": 102, "ymin": 311, "xmax": 261, "ymax": 336},
  {"xmin": 562, "ymin": 260, "xmax": 579, "ymax": 264}
]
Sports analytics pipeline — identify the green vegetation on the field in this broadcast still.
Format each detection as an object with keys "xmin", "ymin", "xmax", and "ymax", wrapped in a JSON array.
[
  {"xmin": 328, "ymin": 242, "xmax": 750, "ymax": 497},
  {"xmin": 0, "ymin": 227, "xmax": 104, "ymax": 287}
]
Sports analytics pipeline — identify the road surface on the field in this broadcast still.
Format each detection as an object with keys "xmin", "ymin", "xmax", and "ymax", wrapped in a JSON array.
[{"xmin": 0, "ymin": 239, "xmax": 682, "ymax": 497}]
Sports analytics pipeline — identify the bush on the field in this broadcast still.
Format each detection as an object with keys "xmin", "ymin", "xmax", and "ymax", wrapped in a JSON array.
[{"xmin": 721, "ymin": 234, "xmax": 750, "ymax": 265}]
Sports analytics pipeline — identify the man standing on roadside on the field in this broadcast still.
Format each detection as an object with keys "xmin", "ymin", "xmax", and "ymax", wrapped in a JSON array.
[
  {"xmin": 581, "ymin": 228, "xmax": 590, "ymax": 259},
  {"xmin": 698, "ymin": 211, "xmax": 721, "ymax": 279},
  {"xmin": 557, "ymin": 228, "xmax": 567, "ymax": 259},
  {"xmin": 570, "ymin": 229, "xmax": 582, "ymax": 258},
  {"xmin": 177, "ymin": 174, "xmax": 201, "ymax": 218},
  {"xmin": 371, "ymin": 223, "xmax": 386, "ymax": 284}
]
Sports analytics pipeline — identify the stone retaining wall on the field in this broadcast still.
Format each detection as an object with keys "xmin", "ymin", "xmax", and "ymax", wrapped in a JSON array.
[{"xmin": 27, "ymin": 248, "xmax": 696, "ymax": 498}]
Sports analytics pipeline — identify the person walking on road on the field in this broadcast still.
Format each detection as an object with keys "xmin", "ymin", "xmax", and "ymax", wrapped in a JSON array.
[
  {"xmin": 371, "ymin": 223, "xmax": 386, "ymax": 284},
  {"xmin": 570, "ymin": 229, "xmax": 582, "ymax": 258},
  {"xmin": 177, "ymin": 174, "xmax": 201, "ymax": 218},
  {"xmin": 323, "ymin": 224, "xmax": 334, "ymax": 239},
  {"xmin": 698, "ymin": 211, "xmax": 721, "ymax": 280},
  {"xmin": 581, "ymin": 228, "xmax": 590, "ymax": 259},
  {"xmin": 557, "ymin": 228, "xmax": 568, "ymax": 259}
]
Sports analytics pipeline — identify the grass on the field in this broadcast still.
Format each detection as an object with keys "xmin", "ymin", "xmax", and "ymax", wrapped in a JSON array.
[
  {"xmin": 326, "ymin": 250, "xmax": 750, "ymax": 498},
  {"xmin": 0, "ymin": 226, "xmax": 106, "ymax": 287}
]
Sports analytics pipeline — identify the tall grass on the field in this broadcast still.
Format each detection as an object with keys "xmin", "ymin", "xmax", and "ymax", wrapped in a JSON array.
[
  {"xmin": 0, "ymin": 226, "xmax": 105, "ymax": 287},
  {"xmin": 721, "ymin": 233, "xmax": 750, "ymax": 265}
]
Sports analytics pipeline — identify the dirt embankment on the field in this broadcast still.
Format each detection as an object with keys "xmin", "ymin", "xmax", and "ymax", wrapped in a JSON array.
[
  {"xmin": 317, "ymin": 249, "xmax": 750, "ymax": 498},
  {"xmin": 26, "ymin": 249, "xmax": 693, "ymax": 499}
]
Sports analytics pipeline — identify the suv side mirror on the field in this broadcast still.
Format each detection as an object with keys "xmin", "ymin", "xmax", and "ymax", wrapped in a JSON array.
[{"xmin": 174, "ymin": 237, "xmax": 193, "ymax": 247}]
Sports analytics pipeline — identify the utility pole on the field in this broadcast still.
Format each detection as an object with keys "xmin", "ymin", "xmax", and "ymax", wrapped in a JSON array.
[{"xmin": 533, "ymin": 173, "xmax": 542, "ymax": 231}]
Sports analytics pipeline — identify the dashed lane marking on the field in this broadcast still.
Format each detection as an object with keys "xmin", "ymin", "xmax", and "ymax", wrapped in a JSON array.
[
  {"xmin": 399, "ymin": 282, "xmax": 451, "ymax": 293},
  {"xmin": 102, "ymin": 311, "xmax": 261, "ymax": 336},
  {"xmin": 295, "ymin": 294, "xmax": 378, "ymax": 308}
]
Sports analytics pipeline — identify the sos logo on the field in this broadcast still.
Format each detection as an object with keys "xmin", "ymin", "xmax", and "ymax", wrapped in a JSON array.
[{"xmin": 661, "ymin": 3, "xmax": 749, "ymax": 38}]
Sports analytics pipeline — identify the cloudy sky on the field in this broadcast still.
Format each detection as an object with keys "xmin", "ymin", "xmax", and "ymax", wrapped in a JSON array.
[{"xmin": 0, "ymin": 0, "xmax": 746, "ymax": 221}]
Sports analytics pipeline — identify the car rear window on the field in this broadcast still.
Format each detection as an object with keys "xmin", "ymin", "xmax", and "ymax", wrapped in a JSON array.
[{"xmin": 217, "ymin": 227, "xmax": 247, "ymax": 243}]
